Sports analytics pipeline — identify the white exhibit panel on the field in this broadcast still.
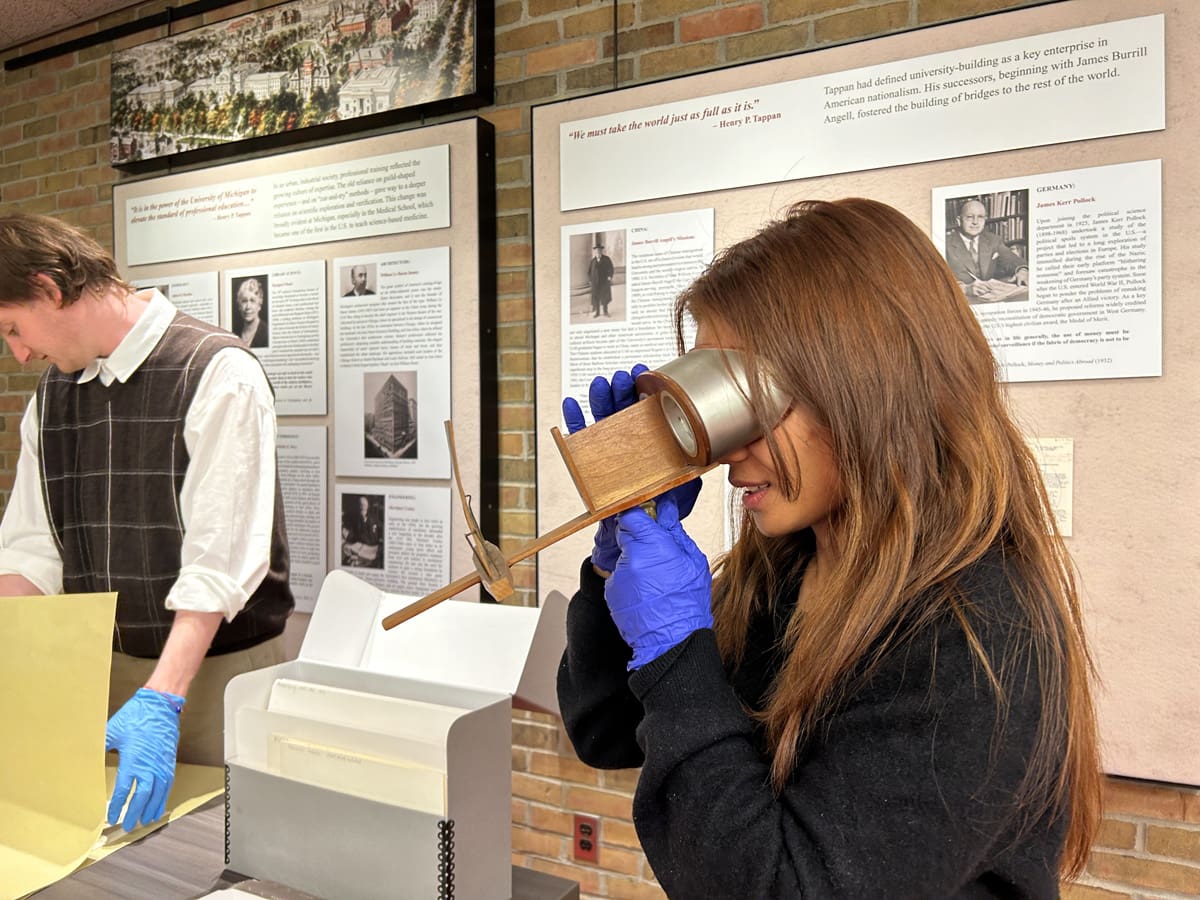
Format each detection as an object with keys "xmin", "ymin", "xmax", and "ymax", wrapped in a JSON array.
[
  {"xmin": 558, "ymin": 14, "xmax": 1164, "ymax": 210},
  {"xmin": 532, "ymin": 0, "xmax": 1199, "ymax": 787},
  {"xmin": 113, "ymin": 117, "xmax": 496, "ymax": 628},
  {"xmin": 223, "ymin": 260, "xmax": 329, "ymax": 416},
  {"xmin": 276, "ymin": 426, "xmax": 328, "ymax": 614},
  {"xmin": 333, "ymin": 247, "xmax": 453, "ymax": 479},
  {"xmin": 931, "ymin": 160, "xmax": 1162, "ymax": 383},
  {"xmin": 333, "ymin": 481, "xmax": 451, "ymax": 597},
  {"xmin": 130, "ymin": 271, "xmax": 219, "ymax": 326}
]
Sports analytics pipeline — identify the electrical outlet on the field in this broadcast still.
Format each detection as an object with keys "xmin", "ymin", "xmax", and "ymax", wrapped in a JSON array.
[{"xmin": 573, "ymin": 813, "xmax": 599, "ymax": 863}]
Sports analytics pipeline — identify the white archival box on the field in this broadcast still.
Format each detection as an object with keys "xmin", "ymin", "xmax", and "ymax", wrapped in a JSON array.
[{"xmin": 224, "ymin": 569, "xmax": 570, "ymax": 900}]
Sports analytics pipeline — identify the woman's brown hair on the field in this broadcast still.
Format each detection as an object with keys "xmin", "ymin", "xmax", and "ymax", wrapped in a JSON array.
[{"xmin": 675, "ymin": 198, "xmax": 1101, "ymax": 877}]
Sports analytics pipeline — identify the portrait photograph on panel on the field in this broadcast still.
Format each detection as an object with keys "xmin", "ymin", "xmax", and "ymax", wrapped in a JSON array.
[
  {"xmin": 230, "ymin": 274, "xmax": 270, "ymax": 348},
  {"xmin": 942, "ymin": 190, "xmax": 1030, "ymax": 306},
  {"xmin": 567, "ymin": 229, "xmax": 627, "ymax": 324},
  {"xmin": 363, "ymin": 370, "xmax": 418, "ymax": 460},
  {"xmin": 340, "ymin": 261, "xmax": 378, "ymax": 297},
  {"xmin": 340, "ymin": 492, "xmax": 385, "ymax": 569}
]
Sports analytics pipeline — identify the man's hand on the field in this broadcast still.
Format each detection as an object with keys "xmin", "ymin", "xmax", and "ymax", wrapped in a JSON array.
[
  {"xmin": 105, "ymin": 687, "xmax": 185, "ymax": 832},
  {"xmin": 962, "ymin": 278, "xmax": 988, "ymax": 300},
  {"xmin": 0, "ymin": 573, "xmax": 42, "ymax": 595}
]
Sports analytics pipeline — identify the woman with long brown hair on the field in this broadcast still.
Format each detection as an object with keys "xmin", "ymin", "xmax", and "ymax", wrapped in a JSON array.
[{"xmin": 557, "ymin": 198, "xmax": 1101, "ymax": 898}]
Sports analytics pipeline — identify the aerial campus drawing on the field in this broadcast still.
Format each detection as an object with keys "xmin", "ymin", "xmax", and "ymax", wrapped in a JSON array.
[{"xmin": 111, "ymin": 0, "xmax": 476, "ymax": 164}]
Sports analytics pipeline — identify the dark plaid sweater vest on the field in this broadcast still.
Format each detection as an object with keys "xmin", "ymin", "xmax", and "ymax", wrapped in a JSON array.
[{"xmin": 37, "ymin": 311, "xmax": 293, "ymax": 658}]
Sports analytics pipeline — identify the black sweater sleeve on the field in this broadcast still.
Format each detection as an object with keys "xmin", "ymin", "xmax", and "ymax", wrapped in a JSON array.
[
  {"xmin": 621, "ymin": 559, "xmax": 1062, "ymax": 899},
  {"xmin": 556, "ymin": 558, "xmax": 645, "ymax": 769}
]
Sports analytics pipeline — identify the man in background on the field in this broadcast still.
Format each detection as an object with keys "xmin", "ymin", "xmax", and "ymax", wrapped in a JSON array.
[
  {"xmin": 0, "ymin": 212, "xmax": 293, "ymax": 833},
  {"xmin": 588, "ymin": 242, "xmax": 614, "ymax": 317},
  {"xmin": 945, "ymin": 198, "xmax": 1029, "ymax": 303},
  {"xmin": 342, "ymin": 495, "xmax": 383, "ymax": 568},
  {"xmin": 344, "ymin": 264, "xmax": 375, "ymax": 296}
]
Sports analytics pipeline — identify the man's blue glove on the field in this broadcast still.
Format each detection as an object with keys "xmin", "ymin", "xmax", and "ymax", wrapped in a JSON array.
[
  {"xmin": 563, "ymin": 366, "xmax": 702, "ymax": 575},
  {"xmin": 605, "ymin": 492, "xmax": 713, "ymax": 670},
  {"xmin": 105, "ymin": 687, "xmax": 185, "ymax": 832}
]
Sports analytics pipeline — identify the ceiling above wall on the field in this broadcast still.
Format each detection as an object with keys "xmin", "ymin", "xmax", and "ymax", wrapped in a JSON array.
[{"xmin": 0, "ymin": 0, "xmax": 141, "ymax": 54}]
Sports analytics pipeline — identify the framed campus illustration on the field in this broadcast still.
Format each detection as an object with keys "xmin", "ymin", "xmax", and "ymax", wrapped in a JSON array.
[
  {"xmin": 532, "ymin": 0, "xmax": 1197, "ymax": 786},
  {"xmin": 110, "ymin": 0, "xmax": 493, "ymax": 171},
  {"xmin": 113, "ymin": 117, "xmax": 498, "ymax": 611}
]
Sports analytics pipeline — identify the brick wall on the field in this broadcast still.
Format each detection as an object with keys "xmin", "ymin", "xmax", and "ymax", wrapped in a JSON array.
[{"xmin": 3, "ymin": 1, "xmax": 1197, "ymax": 897}]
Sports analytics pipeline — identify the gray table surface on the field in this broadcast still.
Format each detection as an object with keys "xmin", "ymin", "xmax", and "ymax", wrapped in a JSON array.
[{"xmin": 33, "ymin": 799, "xmax": 579, "ymax": 900}]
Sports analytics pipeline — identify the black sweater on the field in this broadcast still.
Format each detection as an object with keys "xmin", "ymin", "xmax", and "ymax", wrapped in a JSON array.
[{"xmin": 557, "ymin": 549, "xmax": 1066, "ymax": 899}]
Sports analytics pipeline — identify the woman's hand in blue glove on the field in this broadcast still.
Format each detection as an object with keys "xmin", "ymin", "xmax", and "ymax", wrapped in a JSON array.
[
  {"xmin": 105, "ymin": 687, "xmax": 185, "ymax": 832},
  {"xmin": 563, "ymin": 366, "xmax": 703, "ymax": 576},
  {"xmin": 605, "ymin": 492, "xmax": 713, "ymax": 670},
  {"xmin": 563, "ymin": 366, "xmax": 648, "ymax": 575}
]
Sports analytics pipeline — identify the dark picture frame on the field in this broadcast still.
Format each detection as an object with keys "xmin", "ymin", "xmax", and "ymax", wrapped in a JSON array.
[{"xmin": 110, "ymin": 0, "xmax": 492, "ymax": 172}]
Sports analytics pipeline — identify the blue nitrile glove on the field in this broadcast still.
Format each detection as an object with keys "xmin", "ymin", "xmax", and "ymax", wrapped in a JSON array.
[
  {"xmin": 563, "ymin": 366, "xmax": 647, "ymax": 574},
  {"xmin": 563, "ymin": 366, "xmax": 704, "ymax": 575},
  {"xmin": 605, "ymin": 492, "xmax": 713, "ymax": 670},
  {"xmin": 105, "ymin": 687, "xmax": 185, "ymax": 832}
]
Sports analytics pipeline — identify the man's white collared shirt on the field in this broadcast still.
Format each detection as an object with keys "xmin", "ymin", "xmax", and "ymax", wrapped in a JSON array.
[{"xmin": 0, "ymin": 291, "xmax": 278, "ymax": 620}]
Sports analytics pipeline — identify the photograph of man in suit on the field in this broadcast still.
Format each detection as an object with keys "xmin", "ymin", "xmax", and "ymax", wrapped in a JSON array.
[
  {"xmin": 588, "ymin": 242, "xmax": 614, "ymax": 317},
  {"xmin": 945, "ymin": 198, "xmax": 1029, "ymax": 304},
  {"xmin": 341, "ymin": 494, "xmax": 384, "ymax": 568},
  {"xmin": 344, "ymin": 264, "xmax": 375, "ymax": 297}
]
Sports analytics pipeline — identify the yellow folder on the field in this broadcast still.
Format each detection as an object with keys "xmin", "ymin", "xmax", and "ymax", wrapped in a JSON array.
[
  {"xmin": 0, "ymin": 592, "xmax": 116, "ymax": 898},
  {"xmin": 0, "ymin": 592, "xmax": 224, "ymax": 897}
]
